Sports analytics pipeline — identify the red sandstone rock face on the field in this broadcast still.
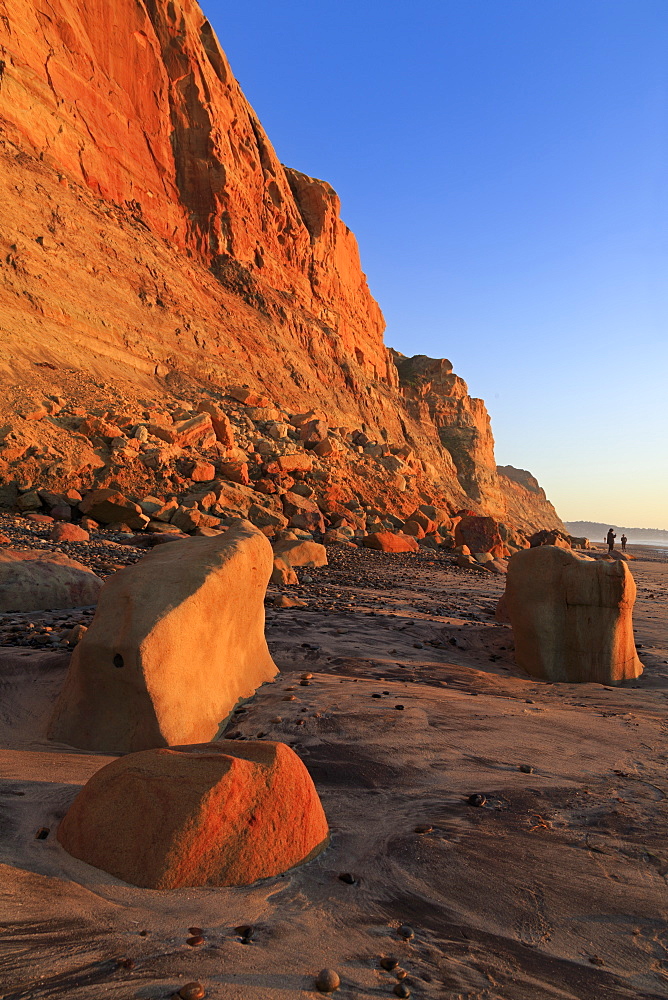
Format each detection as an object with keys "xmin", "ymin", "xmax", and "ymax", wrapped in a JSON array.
[
  {"xmin": 0, "ymin": 0, "xmax": 564, "ymax": 534},
  {"xmin": 393, "ymin": 353, "xmax": 504, "ymax": 515},
  {"xmin": 496, "ymin": 466, "xmax": 565, "ymax": 534},
  {"xmin": 0, "ymin": 0, "xmax": 387, "ymax": 381}
]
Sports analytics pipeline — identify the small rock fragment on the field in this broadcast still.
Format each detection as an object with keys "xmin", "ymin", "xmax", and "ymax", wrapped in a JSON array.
[
  {"xmin": 397, "ymin": 924, "xmax": 414, "ymax": 940},
  {"xmin": 380, "ymin": 956, "xmax": 398, "ymax": 970},
  {"xmin": 519, "ymin": 764, "xmax": 534, "ymax": 774},
  {"xmin": 64, "ymin": 623, "xmax": 88, "ymax": 646},
  {"xmin": 468, "ymin": 793, "xmax": 486, "ymax": 807},
  {"xmin": 394, "ymin": 984, "xmax": 411, "ymax": 998}
]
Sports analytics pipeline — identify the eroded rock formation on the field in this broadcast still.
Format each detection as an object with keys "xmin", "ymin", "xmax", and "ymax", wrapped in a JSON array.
[
  {"xmin": 502, "ymin": 546, "xmax": 643, "ymax": 685},
  {"xmin": 58, "ymin": 741, "xmax": 329, "ymax": 888},
  {"xmin": 48, "ymin": 520, "xmax": 277, "ymax": 751}
]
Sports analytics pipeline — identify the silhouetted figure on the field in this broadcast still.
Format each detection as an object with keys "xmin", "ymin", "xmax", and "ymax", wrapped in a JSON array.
[
  {"xmin": 607, "ymin": 528, "xmax": 616, "ymax": 552},
  {"xmin": 621, "ymin": 534, "xmax": 628, "ymax": 552}
]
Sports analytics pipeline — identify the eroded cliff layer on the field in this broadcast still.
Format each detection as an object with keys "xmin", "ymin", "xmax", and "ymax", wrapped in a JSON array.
[{"xmin": 0, "ymin": 0, "xmax": 561, "ymax": 532}]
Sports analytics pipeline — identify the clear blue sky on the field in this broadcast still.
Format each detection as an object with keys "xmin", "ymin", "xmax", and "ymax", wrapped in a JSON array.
[{"xmin": 203, "ymin": 0, "xmax": 668, "ymax": 529}]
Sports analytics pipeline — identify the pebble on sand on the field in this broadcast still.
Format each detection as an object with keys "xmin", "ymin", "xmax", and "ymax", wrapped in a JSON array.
[
  {"xmin": 397, "ymin": 924, "xmax": 414, "ymax": 940},
  {"xmin": 177, "ymin": 983, "xmax": 206, "ymax": 1000},
  {"xmin": 468, "ymin": 793, "xmax": 486, "ymax": 807},
  {"xmin": 315, "ymin": 968, "xmax": 341, "ymax": 992},
  {"xmin": 380, "ymin": 956, "xmax": 398, "ymax": 970},
  {"xmin": 394, "ymin": 984, "xmax": 411, "ymax": 998}
]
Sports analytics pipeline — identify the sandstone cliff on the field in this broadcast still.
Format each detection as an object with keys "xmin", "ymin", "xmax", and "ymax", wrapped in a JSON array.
[{"xmin": 0, "ymin": 0, "xmax": 560, "ymax": 533}]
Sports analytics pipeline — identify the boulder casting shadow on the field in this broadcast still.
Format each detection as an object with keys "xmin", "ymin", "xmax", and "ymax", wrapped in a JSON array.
[
  {"xmin": 502, "ymin": 545, "xmax": 642, "ymax": 684},
  {"xmin": 48, "ymin": 520, "xmax": 278, "ymax": 752},
  {"xmin": 57, "ymin": 741, "xmax": 329, "ymax": 888}
]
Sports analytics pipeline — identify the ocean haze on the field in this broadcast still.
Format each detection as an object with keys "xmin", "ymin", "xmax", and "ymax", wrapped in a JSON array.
[
  {"xmin": 204, "ymin": 0, "xmax": 668, "ymax": 530},
  {"xmin": 565, "ymin": 521, "xmax": 668, "ymax": 547}
]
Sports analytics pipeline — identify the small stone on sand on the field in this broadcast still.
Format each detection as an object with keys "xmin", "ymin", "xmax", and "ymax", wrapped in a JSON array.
[
  {"xmin": 380, "ymin": 956, "xmax": 398, "ymax": 970},
  {"xmin": 398, "ymin": 924, "xmax": 414, "ymax": 940},
  {"xmin": 177, "ymin": 983, "xmax": 206, "ymax": 1000},
  {"xmin": 315, "ymin": 968, "xmax": 341, "ymax": 992},
  {"xmin": 468, "ymin": 793, "xmax": 486, "ymax": 807}
]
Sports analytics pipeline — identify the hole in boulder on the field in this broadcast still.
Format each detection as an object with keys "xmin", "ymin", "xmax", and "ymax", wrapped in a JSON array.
[{"xmin": 113, "ymin": 653, "xmax": 124, "ymax": 669}]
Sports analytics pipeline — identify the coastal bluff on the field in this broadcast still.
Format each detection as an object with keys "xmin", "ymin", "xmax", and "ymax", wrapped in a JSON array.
[{"xmin": 0, "ymin": 0, "xmax": 561, "ymax": 531}]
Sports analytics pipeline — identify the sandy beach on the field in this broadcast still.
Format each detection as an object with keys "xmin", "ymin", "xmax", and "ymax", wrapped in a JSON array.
[{"xmin": 1, "ymin": 540, "xmax": 667, "ymax": 1000}]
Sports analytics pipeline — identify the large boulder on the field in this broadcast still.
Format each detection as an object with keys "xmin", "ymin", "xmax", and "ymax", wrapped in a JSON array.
[
  {"xmin": 503, "ymin": 546, "xmax": 642, "ymax": 684},
  {"xmin": 50, "ymin": 522, "xmax": 90, "ymax": 542},
  {"xmin": 0, "ymin": 550, "xmax": 102, "ymax": 611},
  {"xmin": 271, "ymin": 557, "xmax": 298, "ymax": 585},
  {"xmin": 454, "ymin": 515, "xmax": 504, "ymax": 556},
  {"xmin": 406, "ymin": 508, "xmax": 438, "ymax": 533},
  {"xmin": 79, "ymin": 489, "xmax": 149, "ymax": 530},
  {"xmin": 58, "ymin": 741, "xmax": 329, "ymax": 888},
  {"xmin": 529, "ymin": 528, "xmax": 571, "ymax": 549},
  {"xmin": 197, "ymin": 401, "xmax": 235, "ymax": 447},
  {"xmin": 281, "ymin": 492, "xmax": 325, "ymax": 533},
  {"xmin": 300, "ymin": 418, "xmax": 328, "ymax": 447},
  {"xmin": 48, "ymin": 520, "xmax": 278, "ymax": 752},
  {"xmin": 416, "ymin": 504, "xmax": 453, "ymax": 531},
  {"xmin": 273, "ymin": 539, "xmax": 328, "ymax": 568},
  {"xmin": 363, "ymin": 531, "xmax": 419, "ymax": 553}
]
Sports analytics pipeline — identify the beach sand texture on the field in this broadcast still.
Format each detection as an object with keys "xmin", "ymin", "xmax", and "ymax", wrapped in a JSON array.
[{"xmin": 1, "ymin": 550, "xmax": 667, "ymax": 999}]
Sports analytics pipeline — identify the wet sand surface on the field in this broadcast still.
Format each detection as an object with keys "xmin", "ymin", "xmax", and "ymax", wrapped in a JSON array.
[{"xmin": 1, "ymin": 547, "xmax": 667, "ymax": 999}]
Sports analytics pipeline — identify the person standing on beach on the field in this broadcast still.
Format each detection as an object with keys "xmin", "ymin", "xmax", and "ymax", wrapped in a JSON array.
[
  {"xmin": 607, "ymin": 528, "xmax": 616, "ymax": 552},
  {"xmin": 621, "ymin": 533, "xmax": 628, "ymax": 552}
]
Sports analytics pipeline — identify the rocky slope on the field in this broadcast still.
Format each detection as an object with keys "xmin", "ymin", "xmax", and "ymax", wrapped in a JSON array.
[{"xmin": 0, "ymin": 0, "xmax": 562, "ymax": 535}]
